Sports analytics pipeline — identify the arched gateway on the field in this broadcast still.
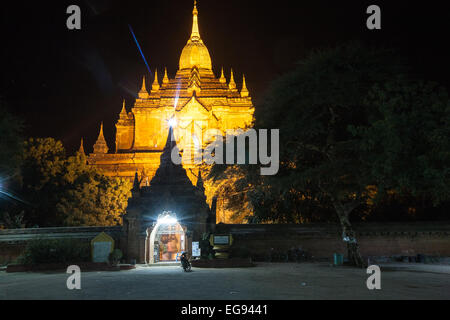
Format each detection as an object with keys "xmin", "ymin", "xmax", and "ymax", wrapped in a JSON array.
[
  {"xmin": 123, "ymin": 128, "xmax": 215, "ymax": 264},
  {"xmin": 147, "ymin": 212, "xmax": 186, "ymax": 264}
]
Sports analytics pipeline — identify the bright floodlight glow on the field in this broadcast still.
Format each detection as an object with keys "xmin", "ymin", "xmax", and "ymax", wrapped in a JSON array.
[
  {"xmin": 168, "ymin": 118, "xmax": 177, "ymax": 128},
  {"xmin": 157, "ymin": 215, "xmax": 178, "ymax": 225}
]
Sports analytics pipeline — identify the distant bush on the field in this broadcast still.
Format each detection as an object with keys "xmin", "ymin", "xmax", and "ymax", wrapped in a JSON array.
[
  {"xmin": 18, "ymin": 238, "xmax": 90, "ymax": 265},
  {"xmin": 109, "ymin": 249, "xmax": 123, "ymax": 265}
]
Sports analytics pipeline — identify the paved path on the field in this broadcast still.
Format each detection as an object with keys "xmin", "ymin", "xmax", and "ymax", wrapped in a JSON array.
[
  {"xmin": 1, "ymin": 262, "xmax": 449, "ymax": 300},
  {"xmin": 379, "ymin": 263, "xmax": 450, "ymax": 274}
]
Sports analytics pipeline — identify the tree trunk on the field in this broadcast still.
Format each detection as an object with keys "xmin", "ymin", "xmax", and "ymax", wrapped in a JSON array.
[{"xmin": 333, "ymin": 201, "xmax": 366, "ymax": 268}]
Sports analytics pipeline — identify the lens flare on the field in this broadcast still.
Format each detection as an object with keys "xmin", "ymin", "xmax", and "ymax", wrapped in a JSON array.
[
  {"xmin": 157, "ymin": 215, "xmax": 178, "ymax": 225},
  {"xmin": 168, "ymin": 118, "xmax": 177, "ymax": 128}
]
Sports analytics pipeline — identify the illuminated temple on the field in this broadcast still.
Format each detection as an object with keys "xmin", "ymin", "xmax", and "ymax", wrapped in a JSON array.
[{"xmin": 85, "ymin": 2, "xmax": 254, "ymax": 223}]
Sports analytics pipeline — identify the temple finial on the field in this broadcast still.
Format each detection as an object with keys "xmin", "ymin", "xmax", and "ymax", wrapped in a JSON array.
[
  {"xmin": 93, "ymin": 122, "xmax": 109, "ymax": 154},
  {"xmin": 196, "ymin": 168, "xmax": 205, "ymax": 192},
  {"xmin": 138, "ymin": 76, "xmax": 149, "ymax": 99},
  {"xmin": 163, "ymin": 67, "xmax": 169, "ymax": 84},
  {"xmin": 79, "ymin": 138, "xmax": 85, "ymax": 155},
  {"xmin": 228, "ymin": 68, "xmax": 237, "ymax": 91},
  {"xmin": 152, "ymin": 69, "xmax": 160, "ymax": 92},
  {"xmin": 120, "ymin": 100, "xmax": 127, "ymax": 118},
  {"xmin": 193, "ymin": 0, "xmax": 198, "ymax": 15},
  {"xmin": 219, "ymin": 67, "xmax": 226, "ymax": 83},
  {"xmin": 132, "ymin": 170, "xmax": 140, "ymax": 192},
  {"xmin": 191, "ymin": 0, "xmax": 200, "ymax": 40},
  {"xmin": 240, "ymin": 74, "xmax": 249, "ymax": 97}
]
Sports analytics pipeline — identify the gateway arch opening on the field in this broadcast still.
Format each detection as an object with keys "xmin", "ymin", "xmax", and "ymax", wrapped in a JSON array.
[{"xmin": 148, "ymin": 212, "xmax": 186, "ymax": 263}]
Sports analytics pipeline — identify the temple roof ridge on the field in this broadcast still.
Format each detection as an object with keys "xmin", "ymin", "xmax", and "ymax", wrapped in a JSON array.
[{"xmin": 176, "ymin": 92, "xmax": 211, "ymax": 113}]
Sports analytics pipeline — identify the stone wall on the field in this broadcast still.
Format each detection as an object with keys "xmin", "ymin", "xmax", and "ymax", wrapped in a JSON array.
[
  {"xmin": 2, "ymin": 222, "xmax": 449, "ymax": 265},
  {"xmin": 215, "ymin": 222, "xmax": 450, "ymax": 260},
  {"xmin": 0, "ymin": 226, "xmax": 123, "ymax": 265}
]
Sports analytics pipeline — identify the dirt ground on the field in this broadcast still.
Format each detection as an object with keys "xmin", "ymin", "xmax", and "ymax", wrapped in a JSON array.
[{"xmin": 1, "ymin": 262, "xmax": 449, "ymax": 300}]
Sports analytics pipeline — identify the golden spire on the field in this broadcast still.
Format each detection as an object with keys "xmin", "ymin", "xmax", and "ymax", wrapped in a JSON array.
[
  {"xmin": 240, "ymin": 74, "xmax": 249, "ymax": 97},
  {"xmin": 163, "ymin": 67, "xmax": 169, "ymax": 84},
  {"xmin": 152, "ymin": 69, "xmax": 160, "ymax": 92},
  {"xmin": 228, "ymin": 68, "xmax": 237, "ymax": 91},
  {"xmin": 179, "ymin": 0, "xmax": 212, "ymax": 70},
  {"xmin": 120, "ymin": 100, "xmax": 127, "ymax": 118},
  {"xmin": 219, "ymin": 67, "xmax": 226, "ymax": 83},
  {"xmin": 191, "ymin": 0, "xmax": 200, "ymax": 40},
  {"xmin": 138, "ymin": 76, "xmax": 149, "ymax": 99},
  {"xmin": 79, "ymin": 138, "xmax": 85, "ymax": 155},
  {"xmin": 93, "ymin": 122, "xmax": 109, "ymax": 154}
]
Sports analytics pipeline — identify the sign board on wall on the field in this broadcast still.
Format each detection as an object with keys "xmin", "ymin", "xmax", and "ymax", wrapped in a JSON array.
[
  {"xmin": 213, "ymin": 235, "xmax": 231, "ymax": 245},
  {"xmin": 91, "ymin": 232, "xmax": 114, "ymax": 263},
  {"xmin": 93, "ymin": 242, "xmax": 112, "ymax": 263},
  {"xmin": 192, "ymin": 241, "xmax": 201, "ymax": 257}
]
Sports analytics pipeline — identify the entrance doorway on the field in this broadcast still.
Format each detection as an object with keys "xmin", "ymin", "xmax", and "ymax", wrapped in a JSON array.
[{"xmin": 148, "ymin": 212, "xmax": 186, "ymax": 264}]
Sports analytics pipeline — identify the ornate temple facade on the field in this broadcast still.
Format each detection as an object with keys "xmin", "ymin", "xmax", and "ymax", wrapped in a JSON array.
[{"xmin": 86, "ymin": 2, "xmax": 254, "ymax": 223}]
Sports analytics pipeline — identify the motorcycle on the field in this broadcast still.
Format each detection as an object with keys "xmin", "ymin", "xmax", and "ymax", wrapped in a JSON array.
[{"xmin": 180, "ymin": 252, "xmax": 192, "ymax": 272}]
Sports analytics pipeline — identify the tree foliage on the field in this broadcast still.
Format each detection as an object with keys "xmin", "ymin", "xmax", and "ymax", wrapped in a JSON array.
[
  {"xmin": 353, "ymin": 79, "xmax": 450, "ymax": 204},
  {"xmin": 20, "ymin": 138, "xmax": 131, "ymax": 227},
  {"xmin": 210, "ymin": 43, "xmax": 450, "ymax": 267}
]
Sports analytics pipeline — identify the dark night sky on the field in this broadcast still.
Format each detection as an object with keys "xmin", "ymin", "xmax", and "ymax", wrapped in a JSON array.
[{"xmin": 1, "ymin": 0, "xmax": 449, "ymax": 153}]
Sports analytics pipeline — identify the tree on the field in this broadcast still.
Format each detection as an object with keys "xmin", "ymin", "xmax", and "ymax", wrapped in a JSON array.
[
  {"xmin": 210, "ymin": 43, "xmax": 411, "ymax": 267},
  {"xmin": 353, "ymin": 78, "xmax": 450, "ymax": 206},
  {"xmin": 256, "ymin": 44, "xmax": 402, "ymax": 267},
  {"xmin": 209, "ymin": 162, "xmax": 334, "ymax": 224},
  {"xmin": 20, "ymin": 138, "xmax": 131, "ymax": 227},
  {"xmin": 206, "ymin": 164, "xmax": 255, "ymax": 223},
  {"xmin": 56, "ymin": 154, "xmax": 132, "ymax": 226}
]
